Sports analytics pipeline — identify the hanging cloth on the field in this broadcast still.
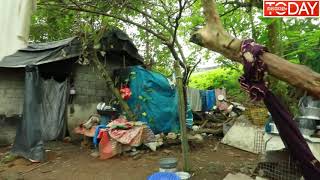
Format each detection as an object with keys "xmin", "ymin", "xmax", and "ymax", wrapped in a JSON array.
[
  {"xmin": 205, "ymin": 90, "xmax": 215, "ymax": 111},
  {"xmin": 239, "ymin": 39, "xmax": 320, "ymax": 180},
  {"xmin": 186, "ymin": 87, "xmax": 202, "ymax": 111}
]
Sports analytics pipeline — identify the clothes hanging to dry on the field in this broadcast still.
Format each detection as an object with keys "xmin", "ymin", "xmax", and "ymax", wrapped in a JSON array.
[{"xmin": 186, "ymin": 87, "xmax": 202, "ymax": 111}]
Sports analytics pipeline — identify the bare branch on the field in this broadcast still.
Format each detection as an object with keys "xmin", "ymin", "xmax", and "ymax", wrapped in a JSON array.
[
  {"xmin": 125, "ymin": 4, "xmax": 173, "ymax": 33},
  {"xmin": 186, "ymin": 58, "xmax": 202, "ymax": 85},
  {"xmin": 220, "ymin": 6, "xmax": 240, "ymax": 17},
  {"xmin": 38, "ymin": 2, "xmax": 169, "ymax": 43}
]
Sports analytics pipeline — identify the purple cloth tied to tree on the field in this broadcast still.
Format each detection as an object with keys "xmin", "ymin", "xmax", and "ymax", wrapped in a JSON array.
[{"xmin": 239, "ymin": 39, "xmax": 320, "ymax": 180}]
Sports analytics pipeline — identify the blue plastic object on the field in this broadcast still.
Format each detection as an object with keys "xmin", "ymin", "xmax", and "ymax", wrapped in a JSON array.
[
  {"xmin": 127, "ymin": 66, "xmax": 180, "ymax": 134},
  {"xmin": 93, "ymin": 125, "xmax": 107, "ymax": 147},
  {"xmin": 100, "ymin": 115, "xmax": 111, "ymax": 125},
  {"xmin": 147, "ymin": 172, "xmax": 180, "ymax": 180}
]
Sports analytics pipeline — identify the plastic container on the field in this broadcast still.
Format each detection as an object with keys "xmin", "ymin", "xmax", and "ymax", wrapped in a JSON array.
[
  {"xmin": 175, "ymin": 172, "xmax": 191, "ymax": 180},
  {"xmin": 159, "ymin": 167, "xmax": 177, "ymax": 173},
  {"xmin": 148, "ymin": 172, "xmax": 180, "ymax": 180},
  {"xmin": 159, "ymin": 157, "xmax": 178, "ymax": 172}
]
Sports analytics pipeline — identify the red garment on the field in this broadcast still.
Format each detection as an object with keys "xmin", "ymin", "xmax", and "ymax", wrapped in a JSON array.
[
  {"xmin": 120, "ymin": 86, "xmax": 132, "ymax": 100},
  {"xmin": 98, "ymin": 130, "xmax": 113, "ymax": 160}
]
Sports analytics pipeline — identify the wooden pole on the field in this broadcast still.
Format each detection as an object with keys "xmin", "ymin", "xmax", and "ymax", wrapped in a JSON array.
[{"xmin": 174, "ymin": 61, "xmax": 190, "ymax": 171}]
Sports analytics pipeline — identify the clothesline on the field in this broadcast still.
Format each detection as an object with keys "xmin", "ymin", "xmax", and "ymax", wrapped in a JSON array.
[{"xmin": 186, "ymin": 87, "xmax": 227, "ymax": 112}]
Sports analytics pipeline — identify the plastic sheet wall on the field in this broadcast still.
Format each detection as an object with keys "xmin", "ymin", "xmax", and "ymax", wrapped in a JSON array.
[{"xmin": 12, "ymin": 65, "xmax": 67, "ymax": 161}]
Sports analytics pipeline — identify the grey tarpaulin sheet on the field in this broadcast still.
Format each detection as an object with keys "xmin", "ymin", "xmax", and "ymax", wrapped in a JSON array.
[
  {"xmin": 0, "ymin": 27, "xmax": 144, "ymax": 68},
  {"xmin": 40, "ymin": 78, "xmax": 67, "ymax": 141},
  {"xmin": 12, "ymin": 65, "xmax": 67, "ymax": 161},
  {"xmin": 12, "ymin": 65, "xmax": 45, "ymax": 161},
  {"xmin": 0, "ymin": 37, "xmax": 80, "ymax": 68}
]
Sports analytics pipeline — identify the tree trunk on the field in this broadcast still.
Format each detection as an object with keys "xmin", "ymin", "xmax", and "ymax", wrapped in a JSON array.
[
  {"xmin": 190, "ymin": 0, "xmax": 320, "ymax": 99},
  {"xmin": 92, "ymin": 51, "xmax": 136, "ymax": 121},
  {"xmin": 267, "ymin": 19, "xmax": 282, "ymax": 55},
  {"xmin": 174, "ymin": 60, "xmax": 191, "ymax": 172}
]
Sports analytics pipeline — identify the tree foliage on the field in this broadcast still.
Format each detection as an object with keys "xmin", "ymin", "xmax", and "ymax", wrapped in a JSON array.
[{"xmin": 30, "ymin": 0, "xmax": 319, "ymax": 97}]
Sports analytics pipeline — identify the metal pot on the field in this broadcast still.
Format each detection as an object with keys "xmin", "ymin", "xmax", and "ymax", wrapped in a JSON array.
[
  {"xmin": 299, "ymin": 95, "xmax": 320, "ymax": 119},
  {"xmin": 295, "ymin": 116, "xmax": 317, "ymax": 136}
]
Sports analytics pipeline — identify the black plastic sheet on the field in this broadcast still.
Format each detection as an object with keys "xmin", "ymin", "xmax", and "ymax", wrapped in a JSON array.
[
  {"xmin": 12, "ymin": 65, "xmax": 68, "ymax": 161},
  {"xmin": 12, "ymin": 65, "xmax": 45, "ymax": 161}
]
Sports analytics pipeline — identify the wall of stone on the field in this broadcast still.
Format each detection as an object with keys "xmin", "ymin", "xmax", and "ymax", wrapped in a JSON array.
[
  {"xmin": 0, "ymin": 68, "xmax": 24, "ymax": 116},
  {"xmin": 72, "ymin": 64, "xmax": 113, "ymax": 104},
  {"xmin": 67, "ymin": 63, "xmax": 118, "ymax": 138}
]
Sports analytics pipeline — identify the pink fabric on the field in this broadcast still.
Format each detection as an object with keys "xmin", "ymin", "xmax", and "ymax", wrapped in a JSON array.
[
  {"xmin": 107, "ymin": 118, "xmax": 145, "ymax": 146},
  {"xmin": 109, "ymin": 126, "xmax": 144, "ymax": 146}
]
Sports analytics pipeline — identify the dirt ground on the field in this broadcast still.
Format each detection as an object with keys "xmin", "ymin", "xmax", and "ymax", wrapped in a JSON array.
[{"xmin": 0, "ymin": 136, "xmax": 258, "ymax": 180}]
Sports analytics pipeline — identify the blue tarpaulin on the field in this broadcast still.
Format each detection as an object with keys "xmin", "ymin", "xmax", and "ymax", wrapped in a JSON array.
[{"xmin": 127, "ymin": 66, "xmax": 182, "ymax": 134}]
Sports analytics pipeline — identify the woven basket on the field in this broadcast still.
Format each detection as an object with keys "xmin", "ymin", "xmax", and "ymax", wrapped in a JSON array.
[{"xmin": 245, "ymin": 108, "xmax": 269, "ymax": 126}]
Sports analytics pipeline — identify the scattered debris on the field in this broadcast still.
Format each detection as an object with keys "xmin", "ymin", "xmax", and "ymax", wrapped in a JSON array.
[
  {"xmin": 133, "ymin": 154, "xmax": 142, "ymax": 160},
  {"xmin": 0, "ymin": 172, "xmax": 24, "ymax": 180},
  {"xmin": 20, "ymin": 161, "xmax": 50, "ymax": 175},
  {"xmin": 213, "ymin": 141, "xmax": 220, "ymax": 152},
  {"xmin": 167, "ymin": 133, "xmax": 177, "ymax": 140},
  {"xmin": 1, "ymin": 153, "xmax": 18, "ymax": 164},
  {"xmin": 63, "ymin": 136, "xmax": 71, "ymax": 143},
  {"xmin": 129, "ymin": 150, "xmax": 140, "ymax": 157},
  {"xmin": 223, "ymin": 173, "xmax": 253, "ymax": 180},
  {"xmin": 90, "ymin": 151, "xmax": 99, "ymax": 158},
  {"xmin": 163, "ymin": 150, "xmax": 172, "ymax": 154},
  {"xmin": 187, "ymin": 134, "xmax": 203, "ymax": 143}
]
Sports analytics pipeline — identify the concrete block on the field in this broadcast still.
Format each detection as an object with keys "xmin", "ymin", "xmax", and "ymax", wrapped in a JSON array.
[{"xmin": 96, "ymin": 90, "xmax": 106, "ymax": 96}]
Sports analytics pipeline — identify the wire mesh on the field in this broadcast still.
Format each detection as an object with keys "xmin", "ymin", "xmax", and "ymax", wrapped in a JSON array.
[
  {"xmin": 255, "ymin": 159, "xmax": 302, "ymax": 180},
  {"xmin": 253, "ymin": 130, "xmax": 303, "ymax": 180},
  {"xmin": 254, "ymin": 130, "xmax": 265, "ymax": 154}
]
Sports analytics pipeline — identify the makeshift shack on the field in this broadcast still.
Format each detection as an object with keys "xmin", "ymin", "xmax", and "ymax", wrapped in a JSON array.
[{"xmin": 0, "ymin": 28, "xmax": 144, "ymax": 161}]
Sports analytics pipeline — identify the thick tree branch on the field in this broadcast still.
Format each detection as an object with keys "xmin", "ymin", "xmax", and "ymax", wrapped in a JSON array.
[{"xmin": 191, "ymin": 0, "xmax": 320, "ymax": 98}]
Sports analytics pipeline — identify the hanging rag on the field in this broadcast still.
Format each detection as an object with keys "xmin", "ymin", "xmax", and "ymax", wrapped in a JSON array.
[
  {"xmin": 200, "ymin": 90, "xmax": 207, "ymax": 111},
  {"xmin": 239, "ymin": 39, "xmax": 320, "ymax": 180},
  {"xmin": 205, "ymin": 90, "xmax": 216, "ymax": 111},
  {"xmin": 187, "ymin": 87, "xmax": 202, "ymax": 111}
]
